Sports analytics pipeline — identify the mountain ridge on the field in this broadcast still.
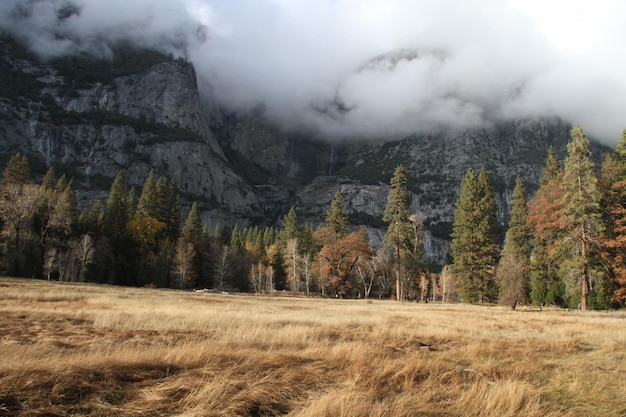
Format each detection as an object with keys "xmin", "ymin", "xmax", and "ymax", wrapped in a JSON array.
[{"xmin": 0, "ymin": 38, "xmax": 612, "ymax": 263}]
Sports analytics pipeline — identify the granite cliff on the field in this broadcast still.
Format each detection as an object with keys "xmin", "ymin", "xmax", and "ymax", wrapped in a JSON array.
[{"xmin": 0, "ymin": 38, "xmax": 610, "ymax": 264}]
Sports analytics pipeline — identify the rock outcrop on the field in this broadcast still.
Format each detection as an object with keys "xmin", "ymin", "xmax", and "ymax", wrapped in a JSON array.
[
  {"xmin": 0, "ymin": 39, "xmax": 257, "ymax": 227},
  {"xmin": 0, "ymin": 38, "xmax": 611, "ymax": 264}
]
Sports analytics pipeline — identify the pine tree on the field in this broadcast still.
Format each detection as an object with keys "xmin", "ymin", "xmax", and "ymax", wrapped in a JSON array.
[
  {"xmin": 103, "ymin": 172, "xmax": 135, "ymax": 285},
  {"xmin": 154, "ymin": 176, "xmax": 169, "ymax": 223},
  {"xmin": 62, "ymin": 180, "xmax": 80, "ymax": 233},
  {"xmin": 230, "ymin": 224, "xmax": 242, "ymax": 249},
  {"xmin": 85, "ymin": 200, "xmax": 104, "ymax": 236},
  {"xmin": 55, "ymin": 174, "xmax": 68, "ymax": 194},
  {"xmin": 326, "ymin": 191, "xmax": 348, "ymax": 238},
  {"xmin": 600, "ymin": 129, "xmax": 626, "ymax": 306},
  {"xmin": 528, "ymin": 148, "xmax": 567, "ymax": 307},
  {"xmin": 138, "ymin": 170, "xmax": 157, "ymax": 218},
  {"xmin": 451, "ymin": 167, "xmax": 500, "ymax": 303},
  {"xmin": 104, "ymin": 173, "xmax": 129, "ymax": 243},
  {"xmin": 505, "ymin": 177, "xmax": 530, "ymax": 258},
  {"xmin": 541, "ymin": 146, "xmax": 562, "ymax": 185},
  {"xmin": 1, "ymin": 153, "xmax": 31, "ymax": 187},
  {"xmin": 41, "ymin": 167, "xmax": 56, "ymax": 190},
  {"xmin": 182, "ymin": 202, "xmax": 202, "ymax": 239},
  {"xmin": 497, "ymin": 176, "xmax": 530, "ymax": 309},
  {"xmin": 282, "ymin": 206, "xmax": 299, "ymax": 241},
  {"xmin": 166, "ymin": 178, "xmax": 181, "ymax": 240},
  {"xmin": 561, "ymin": 125, "xmax": 603, "ymax": 311},
  {"xmin": 383, "ymin": 165, "xmax": 412, "ymax": 301}
]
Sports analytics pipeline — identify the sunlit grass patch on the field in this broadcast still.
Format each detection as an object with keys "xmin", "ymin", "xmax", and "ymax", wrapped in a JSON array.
[{"xmin": 0, "ymin": 277, "xmax": 624, "ymax": 416}]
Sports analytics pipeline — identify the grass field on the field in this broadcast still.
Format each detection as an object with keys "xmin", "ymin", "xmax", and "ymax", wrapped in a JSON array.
[{"xmin": 0, "ymin": 277, "xmax": 625, "ymax": 417}]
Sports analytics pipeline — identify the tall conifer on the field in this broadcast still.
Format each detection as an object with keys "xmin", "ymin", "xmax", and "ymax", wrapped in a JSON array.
[
  {"xmin": 497, "ymin": 176, "xmax": 530, "ymax": 309},
  {"xmin": 1, "ymin": 153, "xmax": 31, "ymax": 187},
  {"xmin": 600, "ymin": 129, "xmax": 626, "ymax": 306},
  {"xmin": 138, "ymin": 170, "xmax": 157, "ymax": 218},
  {"xmin": 326, "ymin": 191, "xmax": 348, "ymax": 238},
  {"xmin": 561, "ymin": 126, "xmax": 603, "ymax": 311},
  {"xmin": 383, "ymin": 165, "xmax": 412, "ymax": 301},
  {"xmin": 182, "ymin": 202, "xmax": 202, "ymax": 239},
  {"xmin": 451, "ymin": 167, "xmax": 500, "ymax": 303},
  {"xmin": 528, "ymin": 148, "xmax": 567, "ymax": 306}
]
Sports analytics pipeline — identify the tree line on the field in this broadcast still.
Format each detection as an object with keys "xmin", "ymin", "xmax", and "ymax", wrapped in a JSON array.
[
  {"xmin": 451, "ymin": 126, "xmax": 626, "ymax": 310},
  {"xmin": 1, "ymin": 124, "xmax": 625, "ymax": 309},
  {"xmin": 0, "ymin": 156, "xmax": 429, "ymax": 298}
]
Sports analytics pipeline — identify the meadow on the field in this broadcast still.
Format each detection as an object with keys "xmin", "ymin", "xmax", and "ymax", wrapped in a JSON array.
[{"xmin": 0, "ymin": 277, "xmax": 624, "ymax": 417}]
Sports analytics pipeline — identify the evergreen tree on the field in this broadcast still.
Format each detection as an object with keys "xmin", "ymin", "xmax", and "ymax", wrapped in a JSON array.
[
  {"xmin": 85, "ymin": 200, "xmax": 104, "ymax": 236},
  {"xmin": 230, "ymin": 224, "xmax": 242, "ymax": 249},
  {"xmin": 54, "ymin": 174, "xmax": 68, "ymax": 194},
  {"xmin": 561, "ymin": 126, "xmax": 603, "ymax": 311},
  {"xmin": 528, "ymin": 148, "xmax": 567, "ymax": 307},
  {"xmin": 541, "ymin": 146, "xmax": 562, "ymax": 185},
  {"xmin": 154, "ymin": 176, "xmax": 170, "ymax": 224},
  {"xmin": 182, "ymin": 202, "xmax": 202, "ymax": 239},
  {"xmin": 103, "ymin": 172, "xmax": 135, "ymax": 285},
  {"xmin": 62, "ymin": 180, "xmax": 80, "ymax": 233},
  {"xmin": 477, "ymin": 168, "xmax": 501, "ymax": 248},
  {"xmin": 282, "ymin": 206, "xmax": 299, "ymax": 241},
  {"xmin": 505, "ymin": 177, "xmax": 530, "ymax": 258},
  {"xmin": 166, "ymin": 178, "xmax": 181, "ymax": 240},
  {"xmin": 600, "ymin": 129, "xmax": 626, "ymax": 306},
  {"xmin": 104, "ymin": 173, "xmax": 129, "ymax": 243},
  {"xmin": 383, "ymin": 165, "xmax": 412, "ymax": 301},
  {"xmin": 127, "ymin": 186, "xmax": 138, "ymax": 217},
  {"xmin": 326, "ymin": 191, "xmax": 348, "ymax": 238},
  {"xmin": 262, "ymin": 226, "xmax": 276, "ymax": 249},
  {"xmin": 179, "ymin": 201, "xmax": 209, "ymax": 288},
  {"xmin": 496, "ymin": 176, "xmax": 530, "ymax": 309},
  {"xmin": 41, "ymin": 167, "xmax": 56, "ymax": 190},
  {"xmin": 138, "ymin": 170, "xmax": 157, "ymax": 218},
  {"xmin": 1, "ymin": 153, "xmax": 31, "ymax": 187},
  {"xmin": 214, "ymin": 223, "xmax": 232, "ymax": 247},
  {"xmin": 451, "ymin": 167, "xmax": 500, "ymax": 303}
]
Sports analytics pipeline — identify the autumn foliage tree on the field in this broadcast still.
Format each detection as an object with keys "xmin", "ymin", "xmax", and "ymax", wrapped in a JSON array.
[
  {"xmin": 527, "ymin": 147, "xmax": 568, "ymax": 306},
  {"xmin": 316, "ymin": 226, "xmax": 372, "ymax": 297}
]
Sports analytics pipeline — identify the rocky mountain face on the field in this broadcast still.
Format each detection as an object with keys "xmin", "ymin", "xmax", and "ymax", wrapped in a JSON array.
[
  {"xmin": 215, "ymin": 114, "xmax": 597, "ymax": 264},
  {"xmin": 0, "ymin": 38, "xmax": 257, "ymax": 225},
  {"xmin": 0, "ymin": 39, "xmax": 610, "ymax": 265}
]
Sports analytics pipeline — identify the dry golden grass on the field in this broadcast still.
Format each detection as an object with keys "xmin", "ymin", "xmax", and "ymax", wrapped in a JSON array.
[{"xmin": 0, "ymin": 278, "xmax": 625, "ymax": 417}]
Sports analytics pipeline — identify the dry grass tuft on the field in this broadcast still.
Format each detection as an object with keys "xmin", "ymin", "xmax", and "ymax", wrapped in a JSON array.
[{"xmin": 0, "ymin": 277, "xmax": 625, "ymax": 416}]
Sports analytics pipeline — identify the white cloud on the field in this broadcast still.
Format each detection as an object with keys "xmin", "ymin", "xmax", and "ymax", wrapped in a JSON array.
[{"xmin": 1, "ymin": 0, "xmax": 624, "ymax": 143}]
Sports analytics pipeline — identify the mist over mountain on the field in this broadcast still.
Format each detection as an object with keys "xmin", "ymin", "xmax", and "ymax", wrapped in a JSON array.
[{"xmin": 1, "ymin": 0, "xmax": 625, "ymax": 144}]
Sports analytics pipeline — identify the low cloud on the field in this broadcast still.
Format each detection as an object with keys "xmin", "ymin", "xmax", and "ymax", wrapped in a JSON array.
[{"xmin": 1, "ymin": 0, "xmax": 625, "ymax": 144}]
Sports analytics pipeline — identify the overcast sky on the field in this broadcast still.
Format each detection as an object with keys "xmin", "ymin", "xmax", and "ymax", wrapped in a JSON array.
[{"xmin": 1, "ymin": 0, "xmax": 625, "ymax": 144}]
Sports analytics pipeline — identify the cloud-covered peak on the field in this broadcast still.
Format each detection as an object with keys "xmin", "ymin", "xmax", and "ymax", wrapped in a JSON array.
[{"xmin": 1, "ymin": 0, "xmax": 625, "ymax": 144}]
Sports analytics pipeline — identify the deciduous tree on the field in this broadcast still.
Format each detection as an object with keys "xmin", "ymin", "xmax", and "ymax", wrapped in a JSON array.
[{"xmin": 172, "ymin": 237, "xmax": 196, "ymax": 289}]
